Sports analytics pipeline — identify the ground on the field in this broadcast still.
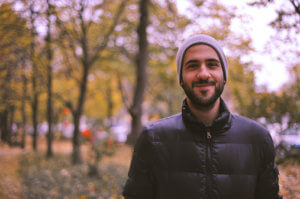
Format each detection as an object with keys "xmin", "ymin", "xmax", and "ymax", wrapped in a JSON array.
[
  {"xmin": 0, "ymin": 144, "xmax": 24, "ymax": 199},
  {"xmin": 0, "ymin": 136, "xmax": 299, "ymax": 198}
]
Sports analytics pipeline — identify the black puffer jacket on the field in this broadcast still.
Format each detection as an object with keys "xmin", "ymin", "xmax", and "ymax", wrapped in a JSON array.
[{"xmin": 123, "ymin": 99, "xmax": 281, "ymax": 199}]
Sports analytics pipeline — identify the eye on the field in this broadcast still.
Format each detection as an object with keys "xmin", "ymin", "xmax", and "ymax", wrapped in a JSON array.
[
  {"xmin": 207, "ymin": 62, "xmax": 219, "ymax": 68},
  {"xmin": 187, "ymin": 64, "xmax": 198, "ymax": 69}
]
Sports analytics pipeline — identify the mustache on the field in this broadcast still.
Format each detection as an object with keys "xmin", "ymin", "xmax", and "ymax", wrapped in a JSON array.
[{"xmin": 192, "ymin": 80, "xmax": 216, "ymax": 87}]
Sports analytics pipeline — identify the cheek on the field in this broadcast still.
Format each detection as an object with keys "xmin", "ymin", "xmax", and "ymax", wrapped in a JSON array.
[
  {"xmin": 182, "ymin": 71, "xmax": 194, "ymax": 83},
  {"xmin": 212, "ymin": 70, "xmax": 224, "ymax": 82}
]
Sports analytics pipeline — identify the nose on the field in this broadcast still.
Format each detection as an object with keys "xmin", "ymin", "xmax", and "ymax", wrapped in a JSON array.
[{"xmin": 196, "ymin": 64, "xmax": 210, "ymax": 80}]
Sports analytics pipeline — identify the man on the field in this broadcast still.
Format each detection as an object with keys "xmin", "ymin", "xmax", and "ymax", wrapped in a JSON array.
[{"xmin": 123, "ymin": 34, "xmax": 281, "ymax": 199}]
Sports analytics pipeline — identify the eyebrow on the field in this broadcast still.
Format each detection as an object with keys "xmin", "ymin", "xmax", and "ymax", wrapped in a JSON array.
[
  {"xmin": 206, "ymin": 58, "xmax": 220, "ymax": 63},
  {"xmin": 184, "ymin": 58, "xmax": 220, "ymax": 66},
  {"xmin": 184, "ymin": 59, "xmax": 199, "ymax": 66}
]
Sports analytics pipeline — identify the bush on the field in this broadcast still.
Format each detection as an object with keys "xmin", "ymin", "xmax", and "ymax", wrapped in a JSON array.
[
  {"xmin": 18, "ymin": 153, "xmax": 127, "ymax": 199},
  {"xmin": 275, "ymin": 142, "xmax": 300, "ymax": 165}
]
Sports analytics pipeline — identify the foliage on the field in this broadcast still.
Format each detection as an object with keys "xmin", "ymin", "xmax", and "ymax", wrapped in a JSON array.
[
  {"xmin": 244, "ymin": 0, "xmax": 300, "ymax": 126},
  {"xmin": 0, "ymin": 2, "xmax": 31, "ymax": 143},
  {"xmin": 51, "ymin": 0, "xmax": 128, "ymax": 163},
  {"xmin": 0, "ymin": 3, "xmax": 27, "ymax": 111},
  {"xmin": 252, "ymin": 66, "xmax": 300, "ymax": 126},
  {"xmin": 275, "ymin": 142, "xmax": 300, "ymax": 165},
  {"xmin": 249, "ymin": 0, "xmax": 300, "ymax": 31},
  {"xmin": 19, "ymin": 152, "xmax": 128, "ymax": 199}
]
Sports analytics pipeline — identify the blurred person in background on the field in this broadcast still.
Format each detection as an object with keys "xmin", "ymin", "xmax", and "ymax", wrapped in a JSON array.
[{"xmin": 123, "ymin": 34, "xmax": 281, "ymax": 199}]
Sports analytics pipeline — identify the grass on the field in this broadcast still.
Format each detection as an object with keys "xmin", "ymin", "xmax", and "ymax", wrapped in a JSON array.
[
  {"xmin": 18, "ymin": 152, "xmax": 128, "ymax": 199},
  {"xmin": 0, "ymin": 136, "xmax": 132, "ymax": 199}
]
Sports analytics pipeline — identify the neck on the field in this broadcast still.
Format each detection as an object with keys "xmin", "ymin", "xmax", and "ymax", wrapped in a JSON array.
[{"xmin": 187, "ymin": 98, "xmax": 221, "ymax": 126}]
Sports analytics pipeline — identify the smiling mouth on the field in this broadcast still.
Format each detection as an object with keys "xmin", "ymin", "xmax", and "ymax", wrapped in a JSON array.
[
  {"xmin": 192, "ymin": 82, "xmax": 215, "ymax": 88},
  {"xmin": 194, "ymin": 84, "xmax": 213, "ymax": 87}
]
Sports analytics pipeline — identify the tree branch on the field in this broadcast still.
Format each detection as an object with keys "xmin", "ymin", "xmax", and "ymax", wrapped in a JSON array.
[
  {"xmin": 289, "ymin": 0, "xmax": 300, "ymax": 15},
  {"xmin": 116, "ymin": 73, "xmax": 132, "ymax": 114},
  {"xmin": 116, "ymin": 46, "xmax": 135, "ymax": 62},
  {"xmin": 89, "ymin": 0, "xmax": 128, "ymax": 65},
  {"xmin": 54, "ymin": 93, "xmax": 75, "ymax": 115}
]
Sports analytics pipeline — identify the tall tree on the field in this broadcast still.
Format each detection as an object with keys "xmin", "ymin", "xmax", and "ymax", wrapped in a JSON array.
[
  {"xmin": 45, "ymin": 0, "xmax": 54, "ymax": 158},
  {"xmin": 125, "ymin": 0, "xmax": 149, "ymax": 145},
  {"xmin": 114, "ymin": 0, "xmax": 189, "ymax": 145},
  {"xmin": 21, "ymin": 66, "xmax": 28, "ymax": 148},
  {"xmin": 55, "ymin": 0, "xmax": 127, "ymax": 164},
  {"xmin": 0, "ymin": 3, "xmax": 30, "ymax": 145},
  {"xmin": 0, "ymin": 65, "xmax": 14, "ymax": 144},
  {"xmin": 29, "ymin": 3, "xmax": 40, "ymax": 151}
]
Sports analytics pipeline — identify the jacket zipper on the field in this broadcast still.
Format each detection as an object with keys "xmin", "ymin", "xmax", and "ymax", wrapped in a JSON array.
[
  {"xmin": 206, "ymin": 129, "xmax": 212, "ymax": 198},
  {"xmin": 207, "ymin": 130, "xmax": 212, "ymax": 140}
]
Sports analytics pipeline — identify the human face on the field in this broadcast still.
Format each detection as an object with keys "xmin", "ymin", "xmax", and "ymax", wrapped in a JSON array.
[{"xmin": 181, "ymin": 44, "xmax": 224, "ymax": 108}]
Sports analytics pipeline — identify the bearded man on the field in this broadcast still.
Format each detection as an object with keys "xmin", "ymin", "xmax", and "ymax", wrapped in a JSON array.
[{"xmin": 123, "ymin": 34, "xmax": 281, "ymax": 199}]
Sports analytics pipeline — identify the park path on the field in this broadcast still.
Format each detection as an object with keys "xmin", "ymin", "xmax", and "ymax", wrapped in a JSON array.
[
  {"xmin": 0, "ymin": 143, "xmax": 26, "ymax": 199},
  {"xmin": 278, "ymin": 164, "xmax": 300, "ymax": 199}
]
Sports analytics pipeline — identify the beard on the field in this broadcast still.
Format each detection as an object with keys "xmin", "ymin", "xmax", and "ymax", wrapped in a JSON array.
[{"xmin": 181, "ymin": 79, "xmax": 224, "ymax": 109}]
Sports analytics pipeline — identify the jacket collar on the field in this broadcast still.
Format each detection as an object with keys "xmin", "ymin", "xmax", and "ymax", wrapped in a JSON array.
[{"xmin": 182, "ymin": 98, "xmax": 232, "ymax": 133}]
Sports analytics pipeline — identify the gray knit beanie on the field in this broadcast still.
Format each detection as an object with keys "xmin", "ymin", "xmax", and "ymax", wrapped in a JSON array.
[{"xmin": 176, "ymin": 34, "xmax": 228, "ymax": 83}]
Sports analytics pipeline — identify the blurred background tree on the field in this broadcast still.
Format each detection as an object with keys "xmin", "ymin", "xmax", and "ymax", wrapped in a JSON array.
[
  {"xmin": 0, "ymin": 2, "xmax": 30, "ymax": 145},
  {"xmin": 248, "ymin": 0, "xmax": 300, "ymax": 127},
  {"xmin": 249, "ymin": 0, "xmax": 299, "ymax": 31},
  {"xmin": 53, "ymin": 0, "xmax": 127, "ymax": 164}
]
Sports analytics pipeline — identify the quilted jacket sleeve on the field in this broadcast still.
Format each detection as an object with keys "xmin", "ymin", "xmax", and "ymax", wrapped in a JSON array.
[
  {"xmin": 123, "ymin": 129, "xmax": 155, "ymax": 199},
  {"xmin": 255, "ymin": 132, "xmax": 282, "ymax": 199}
]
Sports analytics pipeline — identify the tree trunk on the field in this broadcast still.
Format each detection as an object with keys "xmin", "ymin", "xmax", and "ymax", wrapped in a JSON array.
[
  {"xmin": 127, "ymin": 110, "xmax": 143, "ymax": 145},
  {"xmin": 46, "ymin": 0, "xmax": 54, "ymax": 158},
  {"xmin": 30, "ymin": 5, "xmax": 39, "ymax": 151},
  {"xmin": 21, "ymin": 73, "xmax": 27, "ymax": 149},
  {"xmin": 0, "ymin": 66, "xmax": 12, "ymax": 143},
  {"xmin": 106, "ymin": 80, "xmax": 114, "ymax": 127},
  {"xmin": 8, "ymin": 105, "xmax": 15, "ymax": 145},
  {"xmin": 126, "ymin": 0, "xmax": 149, "ymax": 146},
  {"xmin": 31, "ymin": 65, "xmax": 38, "ymax": 151},
  {"xmin": 72, "ymin": 110, "xmax": 82, "ymax": 164},
  {"xmin": 71, "ymin": 1, "xmax": 90, "ymax": 164},
  {"xmin": 72, "ymin": 63, "xmax": 89, "ymax": 164},
  {"xmin": 0, "ymin": 110, "xmax": 9, "ymax": 142}
]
